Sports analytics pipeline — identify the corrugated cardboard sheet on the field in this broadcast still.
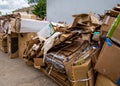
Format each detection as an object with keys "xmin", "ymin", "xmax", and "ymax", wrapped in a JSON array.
[
  {"xmin": 111, "ymin": 23, "xmax": 120, "ymax": 44},
  {"xmin": 95, "ymin": 74, "xmax": 117, "ymax": 86},
  {"xmin": 95, "ymin": 42, "xmax": 120, "ymax": 83},
  {"xmin": 101, "ymin": 15, "xmax": 116, "ymax": 32}
]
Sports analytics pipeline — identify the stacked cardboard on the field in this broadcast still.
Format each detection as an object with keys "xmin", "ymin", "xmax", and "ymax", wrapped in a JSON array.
[
  {"xmin": 0, "ymin": 33, "xmax": 7, "ymax": 53},
  {"xmin": 18, "ymin": 33, "xmax": 37, "ymax": 58},
  {"xmin": 14, "ymin": 12, "xmax": 101, "ymax": 86},
  {"xmin": 101, "ymin": 4, "xmax": 120, "ymax": 33},
  {"xmin": 0, "ymin": 12, "xmax": 102, "ymax": 86},
  {"xmin": 14, "ymin": 12, "xmax": 37, "ymax": 20},
  {"xmin": 0, "ymin": 4, "xmax": 120, "ymax": 86},
  {"xmin": 101, "ymin": 15, "xmax": 116, "ymax": 32},
  {"xmin": 95, "ymin": 4, "xmax": 120, "ymax": 86}
]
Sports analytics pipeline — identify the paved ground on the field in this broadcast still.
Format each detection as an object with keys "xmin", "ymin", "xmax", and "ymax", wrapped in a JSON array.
[{"xmin": 0, "ymin": 51, "xmax": 58, "ymax": 86}]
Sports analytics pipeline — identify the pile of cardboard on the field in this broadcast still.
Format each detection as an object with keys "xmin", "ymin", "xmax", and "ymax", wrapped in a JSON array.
[
  {"xmin": 0, "ymin": 4, "xmax": 120, "ymax": 86},
  {"xmin": 20, "ymin": 12, "xmax": 101, "ymax": 86},
  {"xmin": 0, "ymin": 33, "xmax": 7, "ymax": 53},
  {"xmin": 21, "ymin": 5, "xmax": 120, "ymax": 86},
  {"xmin": 95, "ymin": 4, "xmax": 120, "ymax": 86},
  {"xmin": 0, "ymin": 13, "xmax": 38, "ymax": 59},
  {"xmin": 0, "ymin": 17, "xmax": 9, "ymax": 53}
]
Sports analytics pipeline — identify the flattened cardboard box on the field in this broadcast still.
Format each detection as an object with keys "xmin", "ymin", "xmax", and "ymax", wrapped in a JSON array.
[
  {"xmin": 18, "ymin": 33, "xmax": 37, "ymax": 58},
  {"xmin": 111, "ymin": 22, "xmax": 120, "ymax": 44},
  {"xmin": 95, "ymin": 42, "xmax": 120, "ymax": 84},
  {"xmin": 101, "ymin": 15, "xmax": 116, "ymax": 32},
  {"xmin": 95, "ymin": 74, "xmax": 117, "ymax": 86},
  {"xmin": 65, "ymin": 59, "xmax": 94, "ymax": 86},
  {"xmin": 72, "ymin": 14, "xmax": 90, "ymax": 27}
]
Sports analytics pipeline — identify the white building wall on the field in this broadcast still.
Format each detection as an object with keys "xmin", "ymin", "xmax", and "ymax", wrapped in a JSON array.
[{"xmin": 47, "ymin": 0, "xmax": 120, "ymax": 24}]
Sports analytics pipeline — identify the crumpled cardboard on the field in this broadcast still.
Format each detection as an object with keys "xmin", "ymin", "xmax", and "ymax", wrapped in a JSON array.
[{"xmin": 72, "ymin": 12, "xmax": 99, "ymax": 28}]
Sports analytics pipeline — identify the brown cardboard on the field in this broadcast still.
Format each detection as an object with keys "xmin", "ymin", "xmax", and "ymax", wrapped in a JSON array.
[
  {"xmin": 95, "ymin": 74, "xmax": 117, "ymax": 86},
  {"xmin": 14, "ymin": 12, "xmax": 37, "ymax": 20},
  {"xmin": 18, "ymin": 33, "xmax": 37, "ymax": 58},
  {"xmin": 0, "ymin": 33, "xmax": 7, "ymax": 53},
  {"xmin": 110, "ymin": 10, "xmax": 120, "ymax": 17},
  {"xmin": 101, "ymin": 15, "xmax": 116, "ymax": 32},
  {"xmin": 10, "ymin": 19, "xmax": 14, "ymax": 32},
  {"xmin": 65, "ymin": 59, "xmax": 93, "ymax": 86},
  {"xmin": 113, "ymin": 6, "xmax": 120, "ymax": 12},
  {"xmin": 18, "ymin": 33, "xmax": 28, "ymax": 58},
  {"xmin": 48, "ymin": 67, "xmax": 70, "ymax": 86},
  {"xmin": 111, "ymin": 22, "xmax": 120, "ymax": 44},
  {"xmin": 88, "ymin": 69, "xmax": 94, "ymax": 86},
  {"xmin": 0, "ymin": 38, "xmax": 7, "ymax": 53},
  {"xmin": 0, "ymin": 38, "xmax": 7, "ymax": 46},
  {"xmin": 95, "ymin": 42, "xmax": 120, "ymax": 83},
  {"xmin": 72, "ymin": 14, "xmax": 90, "ymax": 27},
  {"xmin": 34, "ymin": 58, "xmax": 44, "ymax": 69},
  {"xmin": 90, "ymin": 49, "xmax": 101, "ymax": 66}
]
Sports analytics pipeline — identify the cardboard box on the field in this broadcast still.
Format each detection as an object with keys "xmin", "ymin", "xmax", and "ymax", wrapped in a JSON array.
[
  {"xmin": 95, "ymin": 74, "xmax": 117, "ymax": 86},
  {"xmin": 111, "ymin": 22, "xmax": 120, "ymax": 44},
  {"xmin": 18, "ymin": 33, "xmax": 37, "ymax": 58},
  {"xmin": 71, "ymin": 59, "xmax": 93, "ymax": 86},
  {"xmin": 95, "ymin": 42, "xmax": 120, "ymax": 84},
  {"xmin": 65, "ymin": 59, "xmax": 94, "ymax": 86},
  {"xmin": 101, "ymin": 15, "xmax": 116, "ymax": 32}
]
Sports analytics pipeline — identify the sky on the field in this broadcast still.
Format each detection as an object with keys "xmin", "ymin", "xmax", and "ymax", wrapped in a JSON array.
[{"xmin": 0, "ymin": 0, "xmax": 29, "ymax": 14}]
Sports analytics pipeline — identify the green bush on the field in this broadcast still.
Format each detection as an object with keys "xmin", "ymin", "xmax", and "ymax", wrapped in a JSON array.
[{"xmin": 32, "ymin": 0, "xmax": 46, "ymax": 19}]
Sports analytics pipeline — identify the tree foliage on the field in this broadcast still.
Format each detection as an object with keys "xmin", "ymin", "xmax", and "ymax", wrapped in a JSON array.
[
  {"xmin": 0, "ymin": 11, "xmax": 2, "ymax": 15},
  {"xmin": 28, "ymin": 0, "xmax": 33, "ymax": 4},
  {"xmin": 32, "ymin": 0, "xmax": 46, "ymax": 19},
  {"xmin": 28, "ymin": 0, "xmax": 38, "ymax": 4}
]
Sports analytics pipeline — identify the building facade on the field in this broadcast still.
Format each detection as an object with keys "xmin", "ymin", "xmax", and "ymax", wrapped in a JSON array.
[{"xmin": 47, "ymin": 0, "xmax": 120, "ymax": 24}]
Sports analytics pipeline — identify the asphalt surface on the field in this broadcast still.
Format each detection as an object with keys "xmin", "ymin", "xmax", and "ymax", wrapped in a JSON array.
[{"xmin": 0, "ymin": 51, "xmax": 58, "ymax": 86}]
